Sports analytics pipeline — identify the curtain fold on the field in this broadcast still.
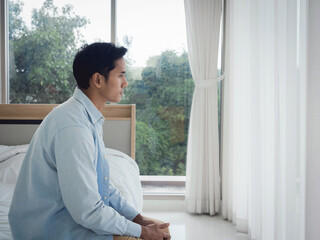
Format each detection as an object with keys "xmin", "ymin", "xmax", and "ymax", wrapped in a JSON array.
[
  {"xmin": 184, "ymin": 0, "xmax": 222, "ymax": 215},
  {"xmin": 222, "ymin": 0, "xmax": 307, "ymax": 239}
]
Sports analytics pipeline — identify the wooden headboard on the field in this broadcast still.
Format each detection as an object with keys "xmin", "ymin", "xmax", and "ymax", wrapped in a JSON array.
[{"xmin": 0, "ymin": 104, "xmax": 136, "ymax": 159}]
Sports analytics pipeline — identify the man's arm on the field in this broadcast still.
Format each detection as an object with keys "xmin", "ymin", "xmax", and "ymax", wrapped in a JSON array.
[
  {"xmin": 133, "ymin": 214, "xmax": 159, "ymax": 226},
  {"xmin": 54, "ymin": 126, "xmax": 141, "ymax": 237},
  {"xmin": 104, "ymin": 175, "xmax": 172, "ymax": 239},
  {"xmin": 108, "ymin": 181, "xmax": 140, "ymax": 221}
]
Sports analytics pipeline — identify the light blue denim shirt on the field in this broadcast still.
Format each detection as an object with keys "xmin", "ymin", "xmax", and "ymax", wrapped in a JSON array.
[{"xmin": 8, "ymin": 88, "xmax": 141, "ymax": 240}]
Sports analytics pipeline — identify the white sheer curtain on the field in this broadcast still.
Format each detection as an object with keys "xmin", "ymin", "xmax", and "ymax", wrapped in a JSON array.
[
  {"xmin": 222, "ymin": 0, "xmax": 307, "ymax": 239},
  {"xmin": 184, "ymin": 0, "xmax": 222, "ymax": 215}
]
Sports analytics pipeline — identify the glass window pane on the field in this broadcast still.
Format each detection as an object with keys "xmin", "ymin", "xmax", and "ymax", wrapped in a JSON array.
[
  {"xmin": 117, "ymin": 0, "xmax": 193, "ymax": 176},
  {"xmin": 8, "ymin": 0, "xmax": 111, "ymax": 103}
]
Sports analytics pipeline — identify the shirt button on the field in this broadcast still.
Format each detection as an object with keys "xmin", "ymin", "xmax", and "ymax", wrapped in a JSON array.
[
  {"xmin": 99, "ymin": 132, "xmax": 102, "ymax": 136},
  {"xmin": 104, "ymin": 154, "xmax": 107, "ymax": 159},
  {"xmin": 104, "ymin": 176, "xmax": 108, "ymax": 180},
  {"xmin": 104, "ymin": 196, "xmax": 107, "ymax": 200}
]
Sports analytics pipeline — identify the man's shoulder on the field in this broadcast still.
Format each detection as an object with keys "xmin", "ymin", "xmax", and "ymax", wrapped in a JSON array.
[{"xmin": 45, "ymin": 97, "xmax": 91, "ymax": 131}]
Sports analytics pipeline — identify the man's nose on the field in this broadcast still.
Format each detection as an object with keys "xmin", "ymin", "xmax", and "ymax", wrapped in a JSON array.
[{"xmin": 122, "ymin": 77, "xmax": 128, "ymax": 88}]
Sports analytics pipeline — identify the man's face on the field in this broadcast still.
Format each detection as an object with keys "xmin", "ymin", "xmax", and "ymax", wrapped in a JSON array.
[{"xmin": 99, "ymin": 58, "xmax": 128, "ymax": 103}]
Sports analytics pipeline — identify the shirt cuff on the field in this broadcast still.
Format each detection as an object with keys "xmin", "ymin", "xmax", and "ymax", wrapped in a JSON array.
[
  {"xmin": 120, "ymin": 204, "xmax": 140, "ymax": 221},
  {"xmin": 125, "ymin": 220, "xmax": 142, "ymax": 238}
]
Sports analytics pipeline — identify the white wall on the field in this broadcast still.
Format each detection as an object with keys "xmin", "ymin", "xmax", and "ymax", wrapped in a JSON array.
[{"xmin": 306, "ymin": 0, "xmax": 320, "ymax": 239}]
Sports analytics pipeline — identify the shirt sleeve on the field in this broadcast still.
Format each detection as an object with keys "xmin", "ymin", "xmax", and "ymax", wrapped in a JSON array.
[
  {"xmin": 54, "ymin": 125, "xmax": 141, "ymax": 237},
  {"xmin": 109, "ymin": 181, "xmax": 140, "ymax": 221}
]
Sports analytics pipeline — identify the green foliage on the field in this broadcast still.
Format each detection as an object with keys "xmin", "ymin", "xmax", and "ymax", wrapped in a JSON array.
[
  {"xmin": 9, "ymin": 0, "xmax": 88, "ymax": 103},
  {"xmin": 122, "ymin": 50, "xmax": 194, "ymax": 176}
]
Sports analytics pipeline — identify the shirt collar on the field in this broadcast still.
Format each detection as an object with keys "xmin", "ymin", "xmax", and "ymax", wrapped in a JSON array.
[{"xmin": 73, "ymin": 87, "xmax": 104, "ymax": 124}]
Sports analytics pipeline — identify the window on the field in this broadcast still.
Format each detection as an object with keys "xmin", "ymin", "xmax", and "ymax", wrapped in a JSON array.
[
  {"xmin": 2, "ymin": 0, "xmax": 224, "ymax": 195},
  {"xmin": 116, "ymin": 0, "xmax": 192, "ymax": 178}
]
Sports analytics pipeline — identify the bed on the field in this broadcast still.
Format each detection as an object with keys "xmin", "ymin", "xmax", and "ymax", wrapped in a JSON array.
[{"xmin": 0, "ymin": 104, "xmax": 142, "ymax": 240}]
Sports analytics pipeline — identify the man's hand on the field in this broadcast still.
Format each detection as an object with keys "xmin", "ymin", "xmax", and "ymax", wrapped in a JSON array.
[
  {"xmin": 133, "ymin": 214, "xmax": 158, "ymax": 226},
  {"xmin": 133, "ymin": 214, "xmax": 171, "ymax": 239},
  {"xmin": 141, "ymin": 223, "xmax": 171, "ymax": 240}
]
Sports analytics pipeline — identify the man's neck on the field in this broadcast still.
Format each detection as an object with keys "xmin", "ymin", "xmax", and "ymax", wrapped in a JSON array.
[{"xmin": 80, "ymin": 88, "xmax": 105, "ymax": 112}]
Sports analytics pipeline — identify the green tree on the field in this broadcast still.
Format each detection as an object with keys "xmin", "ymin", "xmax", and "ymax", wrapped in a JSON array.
[
  {"xmin": 9, "ymin": 0, "xmax": 88, "ymax": 103},
  {"xmin": 122, "ymin": 50, "xmax": 194, "ymax": 176}
]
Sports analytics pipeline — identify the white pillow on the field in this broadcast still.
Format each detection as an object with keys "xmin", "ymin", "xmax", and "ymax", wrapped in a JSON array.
[{"xmin": 106, "ymin": 148, "xmax": 143, "ymax": 212}]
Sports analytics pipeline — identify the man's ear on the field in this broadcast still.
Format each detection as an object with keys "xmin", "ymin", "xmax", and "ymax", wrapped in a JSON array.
[{"xmin": 91, "ymin": 73, "xmax": 101, "ymax": 88}]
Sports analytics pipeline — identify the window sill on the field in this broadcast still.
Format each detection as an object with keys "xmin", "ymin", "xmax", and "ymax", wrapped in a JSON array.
[
  {"xmin": 140, "ymin": 175, "xmax": 186, "ymax": 199},
  {"xmin": 143, "ymin": 192, "xmax": 185, "ymax": 200},
  {"xmin": 140, "ymin": 175, "xmax": 186, "ymax": 185}
]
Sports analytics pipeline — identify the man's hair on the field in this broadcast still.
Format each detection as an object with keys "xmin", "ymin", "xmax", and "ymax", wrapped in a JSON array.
[{"xmin": 73, "ymin": 42, "xmax": 127, "ymax": 89}]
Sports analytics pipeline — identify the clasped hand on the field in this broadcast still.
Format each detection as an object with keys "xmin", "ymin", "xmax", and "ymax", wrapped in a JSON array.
[
  {"xmin": 141, "ymin": 222, "xmax": 171, "ymax": 240},
  {"xmin": 133, "ymin": 214, "xmax": 171, "ymax": 240}
]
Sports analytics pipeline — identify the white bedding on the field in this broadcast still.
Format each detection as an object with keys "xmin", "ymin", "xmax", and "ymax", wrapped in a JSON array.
[
  {"xmin": 106, "ymin": 148, "xmax": 143, "ymax": 212},
  {"xmin": 0, "ymin": 182, "xmax": 14, "ymax": 240},
  {"xmin": 0, "ymin": 144, "xmax": 143, "ymax": 239}
]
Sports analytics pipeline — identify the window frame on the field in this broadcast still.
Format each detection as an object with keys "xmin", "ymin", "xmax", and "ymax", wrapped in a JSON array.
[{"xmin": 0, "ymin": 0, "xmax": 9, "ymax": 104}]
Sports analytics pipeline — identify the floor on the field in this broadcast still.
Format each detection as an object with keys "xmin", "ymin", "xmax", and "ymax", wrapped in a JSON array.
[{"xmin": 143, "ymin": 200, "xmax": 248, "ymax": 240}]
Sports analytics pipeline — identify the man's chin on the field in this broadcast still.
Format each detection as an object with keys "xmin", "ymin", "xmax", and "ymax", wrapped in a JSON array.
[{"xmin": 106, "ymin": 98, "xmax": 121, "ymax": 104}]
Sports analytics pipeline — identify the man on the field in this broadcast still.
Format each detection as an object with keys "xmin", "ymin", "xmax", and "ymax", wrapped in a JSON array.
[{"xmin": 9, "ymin": 42, "xmax": 171, "ymax": 240}]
